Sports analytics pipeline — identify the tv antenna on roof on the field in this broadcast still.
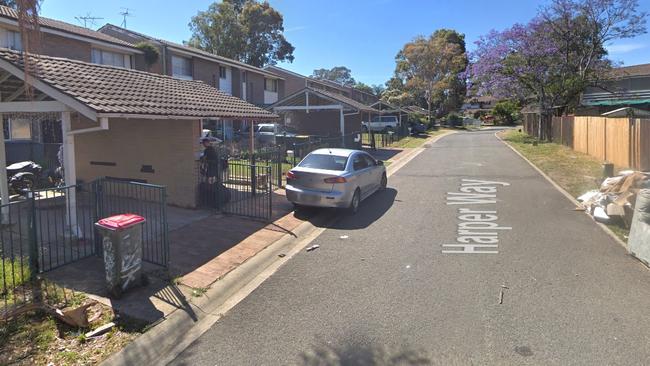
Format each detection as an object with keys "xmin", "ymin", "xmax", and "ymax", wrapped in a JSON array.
[
  {"xmin": 75, "ymin": 13, "xmax": 103, "ymax": 28},
  {"xmin": 119, "ymin": 8, "xmax": 133, "ymax": 28}
]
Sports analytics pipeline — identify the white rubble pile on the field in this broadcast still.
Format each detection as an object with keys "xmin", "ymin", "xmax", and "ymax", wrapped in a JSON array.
[{"xmin": 577, "ymin": 171, "xmax": 650, "ymax": 224}]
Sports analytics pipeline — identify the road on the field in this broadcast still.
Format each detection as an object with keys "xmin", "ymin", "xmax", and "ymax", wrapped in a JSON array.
[{"xmin": 170, "ymin": 130, "xmax": 650, "ymax": 366}]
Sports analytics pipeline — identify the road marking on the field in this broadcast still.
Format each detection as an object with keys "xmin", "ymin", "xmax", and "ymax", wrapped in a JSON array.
[{"xmin": 442, "ymin": 179, "xmax": 511, "ymax": 254}]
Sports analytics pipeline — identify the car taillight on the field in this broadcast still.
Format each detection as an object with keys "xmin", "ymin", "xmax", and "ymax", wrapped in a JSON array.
[
  {"xmin": 324, "ymin": 176, "xmax": 346, "ymax": 184},
  {"xmin": 286, "ymin": 171, "xmax": 297, "ymax": 180}
]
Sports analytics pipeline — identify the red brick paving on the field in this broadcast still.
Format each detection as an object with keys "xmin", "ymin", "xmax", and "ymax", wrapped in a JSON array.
[{"xmin": 171, "ymin": 190, "xmax": 308, "ymax": 289}]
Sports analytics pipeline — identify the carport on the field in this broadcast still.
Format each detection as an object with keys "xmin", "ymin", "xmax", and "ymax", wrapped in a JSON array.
[{"xmin": 270, "ymin": 86, "xmax": 378, "ymax": 141}]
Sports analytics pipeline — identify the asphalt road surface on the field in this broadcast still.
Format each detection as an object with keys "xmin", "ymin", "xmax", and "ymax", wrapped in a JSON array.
[{"xmin": 170, "ymin": 130, "xmax": 650, "ymax": 366}]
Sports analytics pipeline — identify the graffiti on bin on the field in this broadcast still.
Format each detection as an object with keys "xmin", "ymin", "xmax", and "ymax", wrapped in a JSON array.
[
  {"xmin": 120, "ymin": 233, "xmax": 142, "ymax": 290},
  {"xmin": 102, "ymin": 237, "xmax": 116, "ymax": 285}
]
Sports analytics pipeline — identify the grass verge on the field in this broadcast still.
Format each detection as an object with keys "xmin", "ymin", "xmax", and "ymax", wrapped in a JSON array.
[
  {"xmin": 389, "ymin": 129, "xmax": 452, "ymax": 149},
  {"xmin": 499, "ymin": 129, "xmax": 630, "ymax": 242},
  {"xmin": 0, "ymin": 294, "xmax": 150, "ymax": 366}
]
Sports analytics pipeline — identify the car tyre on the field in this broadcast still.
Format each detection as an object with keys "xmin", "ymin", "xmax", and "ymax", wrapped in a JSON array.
[
  {"xmin": 348, "ymin": 189, "xmax": 361, "ymax": 215},
  {"xmin": 380, "ymin": 173, "xmax": 387, "ymax": 190}
]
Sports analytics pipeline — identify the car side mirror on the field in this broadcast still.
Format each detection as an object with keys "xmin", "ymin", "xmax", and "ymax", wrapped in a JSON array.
[{"xmin": 377, "ymin": 160, "xmax": 384, "ymax": 166}]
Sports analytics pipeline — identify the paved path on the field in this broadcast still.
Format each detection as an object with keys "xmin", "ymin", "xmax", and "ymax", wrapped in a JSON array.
[{"xmin": 170, "ymin": 130, "xmax": 650, "ymax": 365}]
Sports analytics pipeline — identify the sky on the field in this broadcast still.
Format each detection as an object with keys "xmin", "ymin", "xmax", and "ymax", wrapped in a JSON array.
[{"xmin": 39, "ymin": 0, "xmax": 650, "ymax": 86}]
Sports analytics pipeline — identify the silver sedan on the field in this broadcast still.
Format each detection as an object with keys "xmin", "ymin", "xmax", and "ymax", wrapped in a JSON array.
[{"xmin": 285, "ymin": 148, "xmax": 387, "ymax": 214}]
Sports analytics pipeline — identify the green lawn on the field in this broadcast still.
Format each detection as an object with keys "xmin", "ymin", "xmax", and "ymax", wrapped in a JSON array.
[
  {"xmin": 0, "ymin": 257, "xmax": 30, "ymax": 305},
  {"xmin": 500, "ymin": 129, "xmax": 629, "ymax": 242},
  {"xmin": 389, "ymin": 129, "xmax": 452, "ymax": 149}
]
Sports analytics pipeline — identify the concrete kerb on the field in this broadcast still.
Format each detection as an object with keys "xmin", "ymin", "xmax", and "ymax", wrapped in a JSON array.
[
  {"xmin": 102, "ymin": 129, "xmax": 455, "ymax": 366},
  {"xmin": 494, "ymin": 130, "xmax": 629, "ymax": 250}
]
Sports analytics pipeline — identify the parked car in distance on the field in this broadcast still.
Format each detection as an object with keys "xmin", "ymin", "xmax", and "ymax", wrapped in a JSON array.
[
  {"xmin": 409, "ymin": 121, "xmax": 427, "ymax": 135},
  {"xmin": 255, "ymin": 123, "xmax": 297, "ymax": 145},
  {"xmin": 362, "ymin": 115, "xmax": 399, "ymax": 132},
  {"xmin": 285, "ymin": 148, "xmax": 387, "ymax": 214}
]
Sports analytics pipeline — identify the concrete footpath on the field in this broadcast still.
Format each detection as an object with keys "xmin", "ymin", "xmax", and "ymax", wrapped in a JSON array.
[{"xmin": 100, "ymin": 131, "xmax": 455, "ymax": 366}]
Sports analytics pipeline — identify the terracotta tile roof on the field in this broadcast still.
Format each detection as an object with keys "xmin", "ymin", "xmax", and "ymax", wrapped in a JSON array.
[
  {"xmin": 0, "ymin": 50, "xmax": 278, "ymax": 119},
  {"xmin": 0, "ymin": 6, "xmax": 137, "ymax": 49}
]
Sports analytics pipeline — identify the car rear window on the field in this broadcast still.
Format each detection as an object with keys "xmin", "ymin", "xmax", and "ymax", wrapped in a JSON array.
[{"xmin": 298, "ymin": 154, "xmax": 348, "ymax": 171}]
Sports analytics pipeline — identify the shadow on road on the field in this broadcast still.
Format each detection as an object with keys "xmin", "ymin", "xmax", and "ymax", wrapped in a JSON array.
[
  {"xmin": 299, "ymin": 337, "xmax": 431, "ymax": 366},
  {"xmin": 293, "ymin": 188, "xmax": 397, "ymax": 230}
]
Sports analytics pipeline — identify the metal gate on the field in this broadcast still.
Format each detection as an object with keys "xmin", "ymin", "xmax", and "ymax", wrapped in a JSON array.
[
  {"xmin": 221, "ymin": 162, "xmax": 272, "ymax": 220},
  {"xmin": 197, "ymin": 160, "xmax": 272, "ymax": 221},
  {"xmin": 96, "ymin": 179, "xmax": 169, "ymax": 267},
  {"xmin": 30, "ymin": 178, "xmax": 169, "ymax": 272}
]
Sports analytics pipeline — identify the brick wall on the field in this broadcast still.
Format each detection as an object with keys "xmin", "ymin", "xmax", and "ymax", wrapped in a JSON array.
[
  {"xmin": 73, "ymin": 117, "xmax": 201, "ymax": 207},
  {"xmin": 192, "ymin": 57, "xmax": 218, "ymax": 87},
  {"xmin": 40, "ymin": 33, "xmax": 92, "ymax": 62},
  {"xmin": 248, "ymin": 72, "xmax": 265, "ymax": 105}
]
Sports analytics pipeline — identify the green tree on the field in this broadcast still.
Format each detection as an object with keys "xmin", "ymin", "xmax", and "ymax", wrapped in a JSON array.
[
  {"xmin": 371, "ymin": 84, "xmax": 386, "ymax": 97},
  {"xmin": 311, "ymin": 66, "xmax": 355, "ymax": 86},
  {"xmin": 394, "ymin": 29, "xmax": 468, "ymax": 123},
  {"xmin": 491, "ymin": 100, "xmax": 520, "ymax": 125},
  {"xmin": 188, "ymin": 0, "xmax": 294, "ymax": 67},
  {"xmin": 353, "ymin": 82, "xmax": 373, "ymax": 95}
]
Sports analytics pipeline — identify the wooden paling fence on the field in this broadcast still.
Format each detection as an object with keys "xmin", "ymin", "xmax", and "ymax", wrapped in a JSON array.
[{"xmin": 522, "ymin": 114, "xmax": 650, "ymax": 171}]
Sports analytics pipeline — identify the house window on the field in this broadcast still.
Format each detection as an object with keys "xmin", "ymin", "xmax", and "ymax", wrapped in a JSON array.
[
  {"xmin": 172, "ymin": 55, "xmax": 192, "ymax": 79},
  {"xmin": 4, "ymin": 118, "xmax": 32, "ymax": 140},
  {"xmin": 0, "ymin": 29, "xmax": 21, "ymax": 51},
  {"xmin": 264, "ymin": 78, "xmax": 278, "ymax": 92},
  {"xmin": 219, "ymin": 66, "xmax": 227, "ymax": 79},
  {"xmin": 92, "ymin": 49, "xmax": 130, "ymax": 68}
]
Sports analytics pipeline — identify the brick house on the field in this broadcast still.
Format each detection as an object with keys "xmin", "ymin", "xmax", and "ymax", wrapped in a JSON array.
[
  {"xmin": 0, "ymin": 5, "xmax": 145, "ymax": 164},
  {"xmin": 97, "ymin": 24, "xmax": 286, "ymax": 142},
  {"xmin": 0, "ymin": 6, "xmax": 285, "ymax": 163},
  {"xmin": 0, "ymin": 50, "xmax": 277, "ymax": 207}
]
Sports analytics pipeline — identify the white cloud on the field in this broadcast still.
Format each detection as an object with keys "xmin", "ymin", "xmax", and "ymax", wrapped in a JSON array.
[{"xmin": 606, "ymin": 43, "xmax": 646, "ymax": 54}]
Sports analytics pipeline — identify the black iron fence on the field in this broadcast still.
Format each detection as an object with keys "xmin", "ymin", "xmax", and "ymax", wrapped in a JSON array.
[
  {"xmin": 197, "ymin": 159, "xmax": 272, "ymax": 221},
  {"xmin": 361, "ymin": 132, "xmax": 402, "ymax": 148},
  {"xmin": 1, "ymin": 178, "xmax": 169, "ymax": 320},
  {"xmin": 32, "ymin": 183, "xmax": 99, "ymax": 272},
  {"xmin": 195, "ymin": 132, "xmax": 363, "ymax": 220},
  {"xmin": 96, "ymin": 179, "xmax": 168, "ymax": 267}
]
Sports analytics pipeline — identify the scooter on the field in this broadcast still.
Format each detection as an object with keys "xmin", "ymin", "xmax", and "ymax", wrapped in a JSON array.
[{"xmin": 7, "ymin": 161, "xmax": 42, "ymax": 193}]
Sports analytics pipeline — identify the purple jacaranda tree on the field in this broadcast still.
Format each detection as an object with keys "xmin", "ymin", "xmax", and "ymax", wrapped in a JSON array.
[{"xmin": 469, "ymin": 0, "xmax": 647, "ymax": 139}]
